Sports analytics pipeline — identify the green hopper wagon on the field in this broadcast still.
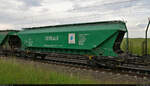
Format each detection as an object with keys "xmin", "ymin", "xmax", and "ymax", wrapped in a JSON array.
[{"xmin": 16, "ymin": 21, "xmax": 127, "ymax": 57}]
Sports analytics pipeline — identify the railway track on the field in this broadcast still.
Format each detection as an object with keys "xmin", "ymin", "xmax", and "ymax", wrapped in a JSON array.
[
  {"xmin": 1, "ymin": 52, "xmax": 150, "ymax": 79},
  {"xmin": 24, "ymin": 56, "xmax": 150, "ymax": 78}
]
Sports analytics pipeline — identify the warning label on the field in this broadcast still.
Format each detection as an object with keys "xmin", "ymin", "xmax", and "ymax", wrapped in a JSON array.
[{"xmin": 68, "ymin": 33, "xmax": 75, "ymax": 44}]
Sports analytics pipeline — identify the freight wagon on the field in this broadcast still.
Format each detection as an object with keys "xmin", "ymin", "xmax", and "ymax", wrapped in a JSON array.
[
  {"xmin": 12, "ymin": 21, "xmax": 127, "ymax": 58},
  {"xmin": 0, "ymin": 30, "xmax": 19, "ymax": 55}
]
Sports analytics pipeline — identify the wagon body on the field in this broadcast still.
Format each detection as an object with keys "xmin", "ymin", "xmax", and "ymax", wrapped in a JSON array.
[{"xmin": 17, "ymin": 21, "xmax": 127, "ymax": 56}]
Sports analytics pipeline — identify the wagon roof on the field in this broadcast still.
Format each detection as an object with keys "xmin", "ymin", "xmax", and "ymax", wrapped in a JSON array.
[
  {"xmin": 0, "ymin": 30, "xmax": 19, "ymax": 32},
  {"xmin": 23, "ymin": 20, "xmax": 125, "ymax": 30}
]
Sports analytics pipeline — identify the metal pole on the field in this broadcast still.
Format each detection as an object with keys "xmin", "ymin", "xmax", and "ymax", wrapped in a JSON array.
[
  {"xmin": 145, "ymin": 18, "xmax": 150, "ymax": 56},
  {"xmin": 124, "ymin": 23, "xmax": 129, "ymax": 54},
  {"xmin": 126, "ymin": 29, "xmax": 129, "ymax": 54}
]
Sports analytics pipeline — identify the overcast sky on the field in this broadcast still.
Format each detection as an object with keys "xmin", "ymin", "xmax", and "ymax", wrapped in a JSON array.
[{"xmin": 0, "ymin": 0, "xmax": 149, "ymax": 38}]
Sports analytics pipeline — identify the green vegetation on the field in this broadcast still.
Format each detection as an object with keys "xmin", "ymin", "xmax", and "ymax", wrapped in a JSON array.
[
  {"xmin": 121, "ymin": 38, "xmax": 150, "ymax": 56},
  {"xmin": 0, "ymin": 58, "xmax": 142, "ymax": 84},
  {"xmin": 0, "ymin": 58, "xmax": 96, "ymax": 84}
]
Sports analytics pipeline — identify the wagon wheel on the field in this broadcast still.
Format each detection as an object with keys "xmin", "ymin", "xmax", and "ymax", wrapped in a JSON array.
[
  {"xmin": 41, "ymin": 54, "xmax": 46, "ymax": 60},
  {"xmin": 87, "ymin": 59, "xmax": 97, "ymax": 67}
]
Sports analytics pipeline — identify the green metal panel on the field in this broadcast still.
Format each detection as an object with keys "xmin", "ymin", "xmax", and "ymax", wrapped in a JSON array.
[
  {"xmin": 0, "ymin": 30, "xmax": 19, "ymax": 49},
  {"xmin": 17, "ymin": 21, "xmax": 127, "ymax": 56},
  {"xmin": 0, "ymin": 33, "xmax": 7, "ymax": 45}
]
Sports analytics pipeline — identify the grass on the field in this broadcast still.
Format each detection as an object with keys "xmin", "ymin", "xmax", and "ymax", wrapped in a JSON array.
[
  {"xmin": 121, "ymin": 38, "xmax": 150, "ymax": 56},
  {"xmin": 0, "ymin": 57, "xmax": 97, "ymax": 84},
  {"xmin": 0, "ymin": 57, "xmax": 141, "ymax": 84}
]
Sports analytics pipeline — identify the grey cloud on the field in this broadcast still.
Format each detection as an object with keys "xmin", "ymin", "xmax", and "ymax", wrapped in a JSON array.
[
  {"xmin": 137, "ymin": 0, "xmax": 150, "ymax": 8},
  {"xmin": 136, "ymin": 23, "xmax": 147, "ymax": 29},
  {"xmin": 20, "ymin": 0, "xmax": 41, "ymax": 7},
  {"xmin": 70, "ymin": 0, "xmax": 139, "ymax": 13},
  {"xmin": 18, "ymin": 0, "xmax": 42, "ymax": 10}
]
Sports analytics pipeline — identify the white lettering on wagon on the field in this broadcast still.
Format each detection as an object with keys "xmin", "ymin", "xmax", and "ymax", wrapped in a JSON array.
[
  {"xmin": 45, "ymin": 36, "xmax": 59, "ymax": 41},
  {"xmin": 44, "ymin": 44, "xmax": 63, "ymax": 47},
  {"xmin": 25, "ymin": 38, "xmax": 33, "ymax": 46},
  {"xmin": 78, "ymin": 34, "xmax": 88, "ymax": 45}
]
